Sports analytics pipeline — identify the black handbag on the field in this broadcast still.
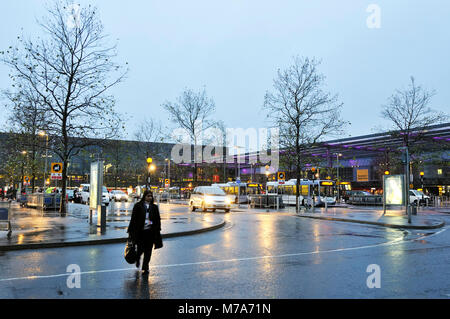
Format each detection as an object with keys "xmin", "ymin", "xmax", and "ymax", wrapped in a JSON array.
[
  {"xmin": 154, "ymin": 232, "xmax": 163, "ymax": 249},
  {"xmin": 124, "ymin": 240, "xmax": 137, "ymax": 264}
]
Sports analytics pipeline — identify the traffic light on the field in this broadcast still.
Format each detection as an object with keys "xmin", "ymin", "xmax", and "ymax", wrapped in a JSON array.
[{"xmin": 384, "ymin": 170, "xmax": 390, "ymax": 175}]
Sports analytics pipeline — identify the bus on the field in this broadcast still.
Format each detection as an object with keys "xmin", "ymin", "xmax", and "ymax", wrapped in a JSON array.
[
  {"xmin": 211, "ymin": 182, "xmax": 264, "ymax": 204},
  {"xmin": 266, "ymin": 179, "xmax": 336, "ymax": 206}
]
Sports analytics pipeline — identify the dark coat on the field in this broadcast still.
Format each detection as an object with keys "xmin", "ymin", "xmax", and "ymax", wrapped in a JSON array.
[{"xmin": 127, "ymin": 201, "xmax": 163, "ymax": 249}]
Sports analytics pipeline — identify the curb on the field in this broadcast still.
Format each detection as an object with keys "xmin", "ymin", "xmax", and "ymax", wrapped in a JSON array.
[
  {"xmin": 296, "ymin": 214, "xmax": 445, "ymax": 230},
  {"xmin": 0, "ymin": 219, "xmax": 226, "ymax": 252}
]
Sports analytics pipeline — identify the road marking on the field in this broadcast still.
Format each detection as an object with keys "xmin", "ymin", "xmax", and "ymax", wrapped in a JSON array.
[
  {"xmin": 0, "ymin": 227, "xmax": 446, "ymax": 283},
  {"xmin": 0, "ymin": 234, "xmax": 406, "ymax": 282}
]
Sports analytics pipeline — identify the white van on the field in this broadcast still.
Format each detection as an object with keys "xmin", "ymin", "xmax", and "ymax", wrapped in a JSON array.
[
  {"xmin": 80, "ymin": 184, "xmax": 110, "ymax": 206},
  {"xmin": 409, "ymin": 190, "xmax": 431, "ymax": 205}
]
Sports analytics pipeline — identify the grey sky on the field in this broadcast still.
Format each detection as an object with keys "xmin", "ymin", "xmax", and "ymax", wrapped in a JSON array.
[{"xmin": 1, "ymin": 0, "xmax": 449, "ymax": 143}]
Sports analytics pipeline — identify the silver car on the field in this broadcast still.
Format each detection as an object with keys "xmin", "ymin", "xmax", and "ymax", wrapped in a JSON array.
[
  {"xmin": 189, "ymin": 186, "xmax": 232, "ymax": 212},
  {"xmin": 110, "ymin": 190, "xmax": 129, "ymax": 202}
]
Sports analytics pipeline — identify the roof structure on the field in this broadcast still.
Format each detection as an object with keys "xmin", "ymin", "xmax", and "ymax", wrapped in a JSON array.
[{"xmin": 232, "ymin": 122, "xmax": 450, "ymax": 165}]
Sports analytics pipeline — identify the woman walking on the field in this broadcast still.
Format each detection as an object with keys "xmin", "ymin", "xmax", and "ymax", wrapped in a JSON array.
[{"xmin": 127, "ymin": 190, "xmax": 162, "ymax": 275}]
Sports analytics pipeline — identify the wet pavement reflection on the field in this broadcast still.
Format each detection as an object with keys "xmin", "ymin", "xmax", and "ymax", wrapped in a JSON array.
[{"xmin": 0, "ymin": 205, "xmax": 449, "ymax": 298}]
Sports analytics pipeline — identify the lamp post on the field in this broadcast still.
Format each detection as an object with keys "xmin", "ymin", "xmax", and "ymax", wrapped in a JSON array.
[
  {"xmin": 334, "ymin": 153, "xmax": 342, "ymax": 203},
  {"xmin": 233, "ymin": 146, "xmax": 244, "ymax": 181},
  {"xmin": 420, "ymin": 171, "xmax": 424, "ymax": 206},
  {"xmin": 39, "ymin": 131, "xmax": 48, "ymax": 190},
  {"xmin": 165, "ymin": 158, "xmax": 171, "ymax": 188},
  {"xmin": 146, "ymin": 157, "xmax": 154, "ymax": 189},
  {"xmin": 21, "ymin": 150, "xmax": 27, "ymax": 192}
]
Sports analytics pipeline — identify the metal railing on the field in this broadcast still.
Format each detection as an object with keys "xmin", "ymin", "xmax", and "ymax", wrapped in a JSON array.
[
  {"xmin": 347, "ymin": 195, "xmax": 383, "ymax": 206},
  {"xmin": 249, "ymin": 195, "xmax": 284, "ymax": 210},
  {"xmin": 432, "ymin": 196, "xmax": 450, "ymax": 208}
]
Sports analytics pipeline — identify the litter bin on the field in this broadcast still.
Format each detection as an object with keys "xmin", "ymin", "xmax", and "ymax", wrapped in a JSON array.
[{"xmin": 411, "ymin": 203, "xmax": 417, "ymax": 215}]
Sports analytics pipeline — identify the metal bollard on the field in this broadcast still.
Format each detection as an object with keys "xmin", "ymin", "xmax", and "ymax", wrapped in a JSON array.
[
  {"xmin": 97, "ymin": 205, "xmax": 106, "ymax": 229},
  {"xmin": 110, "ymin": 199, "xmax": 115, "ymax": 215}
]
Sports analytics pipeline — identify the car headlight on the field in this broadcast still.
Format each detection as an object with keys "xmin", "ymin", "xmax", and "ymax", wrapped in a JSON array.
[{"xmin": 225, "ymin": 197, "xmax": 232, "ymax": 205}]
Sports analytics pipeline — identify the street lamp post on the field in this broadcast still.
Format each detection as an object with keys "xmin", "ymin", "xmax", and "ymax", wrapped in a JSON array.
[
  {"xmin": 420, "ymin": 171, "xmax": 425, "ymax": 206},
  {"xmin": 233, "ymin": 146, "xmax": 244, "ymax": 181},
  {"xmin": 21, "ymin": 151, "xmax": 27, "ymax": 192},
  {"xmin": 146, "ymin": 157, "xmax": 154, "ymax": 189},
  {"xmin": 335, "ymin": 153, "xmax": 342, "ymax": 203},
  {"xmin": 39, "ymin": 131, "xmax": 49, "ymax": 190},
  {"xmin": 165, "ymin": 158, "xmax": 171, "ymax": 188}
]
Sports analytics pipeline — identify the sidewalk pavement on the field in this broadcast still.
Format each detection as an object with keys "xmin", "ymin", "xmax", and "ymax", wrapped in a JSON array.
[
  {"xmin": 0, "ymin": 201, "xmax": 446, "ymax": 251},
  {"xmin": 291, "ymin": 206, "xmax": 446, "ymax": 229},
  {"xmin": 0, "ymin": 202, "xmax": 225, "ymax": 251}
]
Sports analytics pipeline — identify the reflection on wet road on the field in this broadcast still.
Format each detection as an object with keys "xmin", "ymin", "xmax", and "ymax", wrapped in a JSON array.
[{"xmin": 0, "ymin": 211, "xmax": 449, "ymax": 298}]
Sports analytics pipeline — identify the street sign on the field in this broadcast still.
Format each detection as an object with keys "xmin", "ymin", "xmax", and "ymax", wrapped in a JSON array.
[
  {"xmin": 165, "ymin": 179, "xmax": 170, "ymax": 188},
  {"xmin": 23, "ymin": 176, "xmax": 30, "ymax": 185},
  {"xmin": 50, "ymin": 173, "xmax": 62, "ymax": 180},
  {"xmin": 51, "ymin": 163, "xmax": 63, "ymax": 173},
  {"xmin": 51, "ymin": 162, "xmax": 63, "ymax": 180},
  {"xmin": 277, "ymin": 172, "xmax": 285, "ymax": 184}
]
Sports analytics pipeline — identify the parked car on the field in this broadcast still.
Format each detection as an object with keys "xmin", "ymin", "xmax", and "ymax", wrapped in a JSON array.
[
  {"xmin": 189, "ymin": 186, "xmax": 233, "ymax": 212},
  {"xmin": 110, "ymin": 190, "xmax": 129, "ymax": 202},
  {"xmin": 80, "ymin": 184, "xmax": 110, "ymax": 206},
  {"xmin": 128, "ymin": 192, "xmax": 139, "ymax": 201},
  {"xmin": 409, "ymin": 190, "xmax": 431, "ymax": 205}
]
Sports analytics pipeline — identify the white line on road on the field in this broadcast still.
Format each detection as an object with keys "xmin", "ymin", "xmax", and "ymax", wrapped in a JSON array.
[{"xmin": 0, "ymin": 227, "xmax": 446, "ymax": 283}]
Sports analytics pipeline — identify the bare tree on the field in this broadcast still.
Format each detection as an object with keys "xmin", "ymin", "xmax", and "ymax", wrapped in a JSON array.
[
  {"xmin": 162, "ymin": 87, "xmax": 216, "ymax": 185},
  {"xmin": 3, "ymin": 86, "xmax": 49, "ymax": 191},
  {"xmin": 133, "ymin": 117, "xmax": 167, "ymax": 185},
  {"xmin": 264, "ymin": 56, "xmax": 347, "ymax": 213},
  {"xmin": 381, "ymin": 77, "xmax": 448, "ymax": 211},
  {"xmin": 381, "ymin": 76, "xmax": 448, "ymax": 147},
  {"xmin": 1, "ymin": 1, "xmax": 127, "ymax": 215}
]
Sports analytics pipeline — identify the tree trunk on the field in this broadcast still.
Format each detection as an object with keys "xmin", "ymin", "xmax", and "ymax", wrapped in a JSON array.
[{"xmin": 60, "ymin": 159, "xmax": 68, "ymax": 216}]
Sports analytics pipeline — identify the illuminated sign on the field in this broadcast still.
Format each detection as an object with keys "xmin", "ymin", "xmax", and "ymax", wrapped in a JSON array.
[
  {"xmin": 51, "ymin": 163, "xmax": 63, "ymax": 173},
  {"xmin": 357, "ymin": 169, "xmax": 369, "ymax": 182},
  {"xmin": 320, "ymin": 182, "xmax": 333, "ymax": 186},
  {"xmin": 89, "ymin": 161, "xmax": 103, "ymax": 210},
  {"xmin": 277, "ymin": 172, "xmax": 286, "ymax": 184},
  {"xmin": 384, "ymin": 175, "xmax": 404, "ymax": 205}
]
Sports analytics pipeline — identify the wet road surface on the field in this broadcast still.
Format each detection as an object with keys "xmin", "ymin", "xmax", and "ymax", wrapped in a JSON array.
[{"xmin": 0, "ymin": 210, "xmax": 449, "ymax": 298}]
